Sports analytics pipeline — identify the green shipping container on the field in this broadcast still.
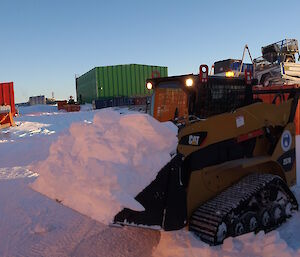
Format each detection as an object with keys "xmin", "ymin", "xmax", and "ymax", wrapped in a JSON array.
[{"xmin": 76, "ymin": 64, "xmax": 168, "ymax": 103}]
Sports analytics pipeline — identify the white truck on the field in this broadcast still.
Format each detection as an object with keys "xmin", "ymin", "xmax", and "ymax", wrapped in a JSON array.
[{"xmin": 254, "ymin": 39, "xmax": 300, "ymax": 86}]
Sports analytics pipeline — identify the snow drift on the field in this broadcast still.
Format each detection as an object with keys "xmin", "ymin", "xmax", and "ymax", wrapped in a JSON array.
[{"xmin": 31, "ymin": 109, "xmax": 177, "ymax": 224}]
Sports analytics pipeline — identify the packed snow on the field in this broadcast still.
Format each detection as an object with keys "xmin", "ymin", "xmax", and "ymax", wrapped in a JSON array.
[{"xmin": 1, "ymin": 104, "xmax": 300, "ymax": 256}]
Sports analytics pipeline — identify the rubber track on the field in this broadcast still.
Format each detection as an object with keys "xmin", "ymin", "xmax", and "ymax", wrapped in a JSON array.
[{"xmin": 189, "ymin": 173, "xmax": 297, "ymax": 245}]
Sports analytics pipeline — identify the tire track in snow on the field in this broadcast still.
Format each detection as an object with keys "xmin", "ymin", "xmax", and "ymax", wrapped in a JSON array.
[
  {"xmin": 15, "ymin": 217, "xmax": 101, "ymax": 257},
  {"xmin": 0, "ymin": 177, "xmax": 104, "ymax": 257},
  {"xmin": 71, "ymin": 226, "xmax": 160, "ymax": 257},
  {"xmin": 0, "ymin": 172, "xmax": 160, "ymax": 257}
]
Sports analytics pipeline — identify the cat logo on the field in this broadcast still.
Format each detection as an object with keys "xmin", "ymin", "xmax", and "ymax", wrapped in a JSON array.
[{"xmin": 188, "ymin": 135, "xmax": 200, "ymax": 146}]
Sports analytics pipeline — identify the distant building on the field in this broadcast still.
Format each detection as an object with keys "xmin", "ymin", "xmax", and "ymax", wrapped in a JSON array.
[
  {"xmin": 29, "ymin": 95, "xmax": 46, "ymax": 105},
  {"xmin": 76, "ymin": 64, "xmax": 168, "ymax": 104}
]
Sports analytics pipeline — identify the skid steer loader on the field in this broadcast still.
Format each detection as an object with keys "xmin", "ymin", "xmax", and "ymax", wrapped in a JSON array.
[{"xmin": 114, "ymin": 66, "xmax": 299, "ymax": 245}]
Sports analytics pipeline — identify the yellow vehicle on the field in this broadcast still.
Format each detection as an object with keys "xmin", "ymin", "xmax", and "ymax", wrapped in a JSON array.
[{"xmin": 114, "ymin": 67, "xmax": 299, "ymax": 245}]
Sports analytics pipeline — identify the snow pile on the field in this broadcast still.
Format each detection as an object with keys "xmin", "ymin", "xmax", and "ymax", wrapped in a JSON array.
[{"xmin": 31, "ymin": 109, "xmax": 177, "ymax": 224}]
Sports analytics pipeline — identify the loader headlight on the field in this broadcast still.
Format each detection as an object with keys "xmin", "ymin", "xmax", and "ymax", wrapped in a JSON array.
[
  {"xmin": 185, "ymin": 78, "xmax": 193, "ymax": 87},
  {"xmin": 225, "ymin": 71, "xmax": 235, "ymax": 77},
  {"xmin": 146, "ymin": 82, "xmax": 153, "ymax": 90}
]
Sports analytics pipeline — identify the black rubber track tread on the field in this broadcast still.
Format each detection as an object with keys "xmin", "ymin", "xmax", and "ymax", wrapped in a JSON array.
[
  {"xmin": 189, "ymin": 173, "xmax": 298, "ymax": 245},
  {"xmin": 191, "ymin": 215, "xmax": 220, "ymax": 226},
  {"xmin": 193, "ymin": 210, "xmax": 223, "ymax": 222}
]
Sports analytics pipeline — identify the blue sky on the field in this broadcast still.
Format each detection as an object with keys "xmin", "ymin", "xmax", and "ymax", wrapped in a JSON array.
[{"xmin": 1, "ymin": 0, "xmax": 300, "ymax": 103}]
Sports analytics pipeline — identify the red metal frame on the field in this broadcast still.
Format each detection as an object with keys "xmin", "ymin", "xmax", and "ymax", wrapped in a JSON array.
[
  {"xmin": 199, "ymin": 65, "xmax": 208, "ymax": 83},
  {"xmin": 244, "ymin": 69, "xmax": 252, "ymax": 85},
  {"xmin": 237, "ymin": 129, "xmax": 264, "ymax": 143},
  {"xmin": 0, "ymin": 112, "xmax": 15, "ymax": 129}
]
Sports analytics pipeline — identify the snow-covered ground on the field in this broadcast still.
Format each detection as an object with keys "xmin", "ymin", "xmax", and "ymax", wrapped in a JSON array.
[
  {"xmin": 1, "ymin": 104, "xmax": 300, "ymax": 256},
  {"xmin": 0, "ymin": 174, "xmax": 159, "ymax": 257}
]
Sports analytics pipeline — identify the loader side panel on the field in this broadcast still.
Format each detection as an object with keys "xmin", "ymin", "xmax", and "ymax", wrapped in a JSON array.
[
  {"xmin": 177, "ymin": 101, "xmax": 292, "ymax": 157},
  {"xmin": 181, "ymin": 137, "xmax": 256, "ymax": 186}
]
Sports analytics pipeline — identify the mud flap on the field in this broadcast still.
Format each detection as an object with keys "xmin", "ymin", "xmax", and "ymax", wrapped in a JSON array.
[{"xmin": 114, "ymin": 154, "xmax": 187, "ymax": 230}]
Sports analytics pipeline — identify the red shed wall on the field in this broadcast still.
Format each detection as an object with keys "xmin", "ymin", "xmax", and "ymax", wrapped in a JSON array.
[{"xmin": 0, "ymin": 82, "xmax": 15, "ymax": 116}]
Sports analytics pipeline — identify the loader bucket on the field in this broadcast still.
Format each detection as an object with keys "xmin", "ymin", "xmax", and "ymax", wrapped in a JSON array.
[{"xmin": 114, "ymin": 154, "xmax": 187, "ymax": 230}]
